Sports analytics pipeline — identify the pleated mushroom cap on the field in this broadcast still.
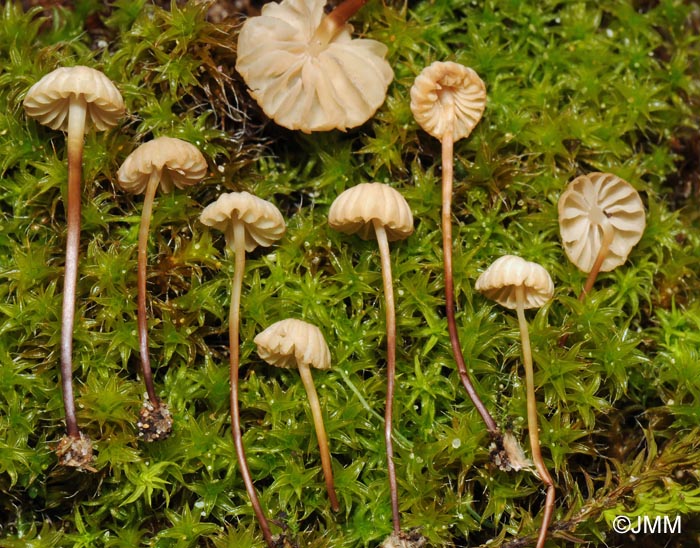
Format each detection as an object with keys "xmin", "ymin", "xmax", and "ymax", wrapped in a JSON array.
[
  {"xmin": 199, "ymin": 191, "xmax": 285, "ymax": 253},
  {"xmin": 558, "ymin": 172, "xmax": 645, "ymax": 273},
  {"xmin": 23, "ymin": 66, "xmax": 124, "ymax": 132},
  {"xmin": 236, "ymin": 0, "xmax": 393, "ymax": 132},
  {"xmin": 410, "ymin": 61, "xmax": 486, "ymax": 142},
  {"xmin": 475, "ymin": 255, "xmax": 554, "ymax": 310},
  {"xmin": 328, "ymin": 183, "xmax": 413, "ymax": 242},
  {"xmin": 116, "ymin": 137, "xmax": 207, "ymax": 194},
  {"xmin": 255, "ymin": 318, "xmax": 331, "ymax": 370}
]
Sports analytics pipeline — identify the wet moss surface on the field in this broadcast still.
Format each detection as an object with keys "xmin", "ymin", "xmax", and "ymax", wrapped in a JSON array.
[{"xmin": 1, "ymin": 0, "xmax": 700, "ymax": 546}]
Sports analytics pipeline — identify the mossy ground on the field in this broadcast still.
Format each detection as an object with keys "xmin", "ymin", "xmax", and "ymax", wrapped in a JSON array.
[{"xmin": 1, "ymin": 0, "xmax": 699, "ymax": 546}]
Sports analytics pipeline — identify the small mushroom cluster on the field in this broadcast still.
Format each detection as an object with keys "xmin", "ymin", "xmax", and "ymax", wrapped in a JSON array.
[
  {"xmin": 23, "ymin": 66, "xmax": 210, "ymax": 462},
  {"xmin": 21, "ymin": 6, "xmax": 651, "ymax": 548},
  {"xmin": 408, "ymin": 61, "xmax": 647, "ymax": 548}
]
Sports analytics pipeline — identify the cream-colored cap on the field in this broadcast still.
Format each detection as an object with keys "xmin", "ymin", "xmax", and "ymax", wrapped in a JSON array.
[
  {"xmin": 116, "ymin": 137, "xmax": 207, "ymax": 194},
  {"xmin": 255, "ymin": 318, "xmax": 331, "ymax": 370},
  {"xmin": 23, "ymin": 66, "xmax": 124, "ymax": 132},
  {"xmin": 236, "ymin": 0, "xmax": 393, "ymax": 132},
  {"xmin": 475, "ymin": 255, "xmax": 554, "ymax": 310},
  {"xmin": 199, "ymin": 191, "xmax": 285, "ymax": 252},
  {"xmin": 558, "ymin": 172, "xmax": 645, "ymax": 273},
  {"xmin": 328, "ymin": 182, "xmax": 413, "ymax": 241},
  {"xmin": 410, "ymin": 61, "xmax": 486, "ymax": 141}
]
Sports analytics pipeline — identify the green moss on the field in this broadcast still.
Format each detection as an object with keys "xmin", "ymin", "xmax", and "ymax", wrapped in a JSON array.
[{"xmin": 1, "ymin": 0, "xmax": 699, "ymax": 546}]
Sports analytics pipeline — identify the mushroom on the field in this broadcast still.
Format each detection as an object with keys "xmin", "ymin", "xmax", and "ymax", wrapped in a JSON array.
[
  {"xmin": 23, "ymin": 65, "xmax": 125, "ymax": 468},
  {"xmin": 558, "ymin": 172, "xmax": 645, "ymax": 300},
  {"xmin": 254, "ymin": 318, "xmax": 339, "ymax": 512},
  {"xmin": 328, "ymin": 182, "xmax": 413, "ymax": 537},
  {"xmin": 116, "ymin": 136, "xmax": 207, "ymax": 441},
  {"xmin": 410, "ymin": 62, "xmax": 507, "ymax": 450},
  {"xmin": 475, "ymin": 255, "xmax": 556, "ymax": 548},
  {"xmin": 199, "ymin": 191, "xmax": 285, "ymax": 547},
  {"xmin": 236, "ymin": 0, "xmax": 393, "ymax": 132}
]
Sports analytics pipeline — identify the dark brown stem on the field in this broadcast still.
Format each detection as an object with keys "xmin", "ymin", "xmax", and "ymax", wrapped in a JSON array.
[
  {"xmin": 374, "ymin": 221, "xmax": 400, "ymax": 535},
  {"xmin": 515, "ymin": 285, "xmax": 555, "ymax": 548},
  {"xmin": 137, "ymin": 170, "xmax": 161, "ymax": 407},
  {"xmin": 227, "ymin": 220, "xmax": 274, "ymax": 547},
  {"xmin": 311, "ymin": 0, "xmax": 369, "ymax": 46},
  {"xmin": 61, "ymin": 96, "xmax": 87, "ymax": 440},
  {"xmin": 441, "ymin": 100, "xmax": 499, "ymax": 435}
]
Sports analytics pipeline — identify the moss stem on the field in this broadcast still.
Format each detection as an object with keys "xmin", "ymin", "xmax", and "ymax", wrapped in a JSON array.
[
  {"xmin": 227, "ymin": 219, "xmax": 273, "ymax": 547},
  {"xmin": 136, "ymin": 170, "xmax": 161, "ymax": 407},
  {"xmin": 515, "ymin": 285, "xmax": 555, "ymax": 548},
  {"xmin": 336, "ymin": 368, "xmax": 412, "ymax": 448},
  {"xmin": 440, "ymin": 96, "xmax": 499, "ymax": 436},
  {"xmin": 61, "ymin": 95, "xmax": 87, "ymax": 440},
  {"xmin": 374, "ymin": 220, "xmax": 401, "ymax": 534},
  {"xmin": 297, "ymin": 361, "xmax": 340, "ymax": 512}
]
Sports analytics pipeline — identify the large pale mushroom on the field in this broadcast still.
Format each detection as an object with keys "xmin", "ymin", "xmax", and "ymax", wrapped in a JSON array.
[
  {"xmin": 410, "ymin": 62, "xmax": 508, "ymax": 450},
  {"xmin": 23, "ymin": 65, "xmax": 125, "ymax": 469},
  {"xmin": 236, "ymin": 0, "xmax": 393, "ymax": 132},
  {"xmin": 475, "ymin": 255, "xmax": 556, "ymax": 548},
  {"xmin": 254, "ymin": 318, "xmax": 339, "ymax": 512},
  {"xmin": 558, "ymin": 172, "xmax": 646, "ymax": 299},
  {"xmin": 116, "ymin": 137, "xmax": 207, "ymax": 441},
  {"xmin": 200, "ymin": 191, "xmax": 285, "ymax": 548},
  {"xmin": 328, "ymin": 182, "xmax": 417, "ymax": 539}
]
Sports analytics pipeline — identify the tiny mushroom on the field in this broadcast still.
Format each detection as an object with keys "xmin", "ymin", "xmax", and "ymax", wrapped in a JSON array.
[
  {"xmin": 475, "ymin": 255, "xmax": 556, "ymax": 548},
  {"xmin": 558, "ymin": 172, "xmax": 646, "ymax": 299},
  {"xmin": 23, "ymin": 65, "xmax": 125, "ymax": 469},
  {"xmin": 254, "ymin": 318, "xmax": 339, "ymax": 512},
  {"xmin": 116, "ymin": 136, "xmax": 207, "ymax": 441},
  {"xmin": 200, "ymin": 191, "xmax": 285, "ymax": 548},
  {"xmin": 236, "ymin": 0, "xmax": 393, "ymax": 132},
  {"xmin": 328, "ymin": 182, "xmax": 417, "ymax": 538},
  {"xmin": 409, "ymin": 62, "xmax": 506, "ymax": 449}
]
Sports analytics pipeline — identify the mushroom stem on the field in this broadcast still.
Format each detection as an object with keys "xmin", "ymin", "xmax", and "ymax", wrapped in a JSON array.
[
  {"xmin": 373, "ymin": 220, "xmax": 401, "ymax": 534},
  {"xmin": 515, "ymin": 285, "xmax": 555, "ymax": 548},
  {"xmin": 61, "ymin": 95, "xmax": 88, "ymax": 440},
  {"xmin": 227, "ymin": 219, "xmax": 274, "ymax": 547},
  {"xmin": 297, "ymin": 361, "xmax": 340, "ymax": 512},
  {"xmin": 136, "ymin": 169, "xmax": 162, "ymax": 407},
  {"xmin": 311, "ymin": 0, "xmax": 369, "ymax": 46},
  {"xmin": 579, "ymin": 220, "xmax": 615, "ymax": 300},
  {"xmin": 440, "ymin": 97, "xmax": 499, "ymax": 435}
]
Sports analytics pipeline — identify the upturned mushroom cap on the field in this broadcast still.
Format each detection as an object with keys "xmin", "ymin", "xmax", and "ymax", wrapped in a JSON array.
[
  {"xmin": 199, "ymin": 191, "xmax": 285, "ymax": 252},
  {"xmin": 116, "ymin": 137, "xmax": 207, "ymax": 194},
  {"xmin": 475, "ymin": 255, "xmax": 554, "ymax": 310},
  {"xmin": 255, "ymin": 318, "xmax": 331, "ymax": 370},
  {"xmin": 410, "ymin": 61, "xmax": 486, "ymax": 141},
  {"xmin": 23, "ymin": 66, "xmax": 124, "ymax": 132},
  {"xmin": 236, "ymin": 0, "xmax": 393, "ymax": 132},
  {"xmin": 558, "ymin": 172, "xmax": 646, "ymax": 273},
  {"xmin": 328, "ymin": 182, "xmax": 413, "ymax": 241}
]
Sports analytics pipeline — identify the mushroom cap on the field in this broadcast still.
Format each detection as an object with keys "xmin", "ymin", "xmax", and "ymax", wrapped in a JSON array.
[
  {"xmin": 558, "ymin": 172, "xmax": 645, "ymax": 273},
  {"xmin": 328, "ymin": 182, "xmax": 413, "ymax": 242},
  {"xmin": 199, "ymin": 191, "xmax": 286, "ymax": 253},
  {"xmin": 235, "ymin": 0, "xmax": 393, "ymax": 132},
  {"xmin": 410, "ymin": 61, "xmax": 486, "ymax": 142},
  {"xmin": 475, "ymin": 255, "xmax": 554, "ymax": 310},
  {"xmin": 254, "ymin": 318, "xmax": 331, "ymax": 370},
  {"xmin": 23, "ymin": 66, "xmax": 124, "ymax": 132},
  {"xmin": 116, "ymin": 137, "xmax": 207, "ymax": 194}
]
